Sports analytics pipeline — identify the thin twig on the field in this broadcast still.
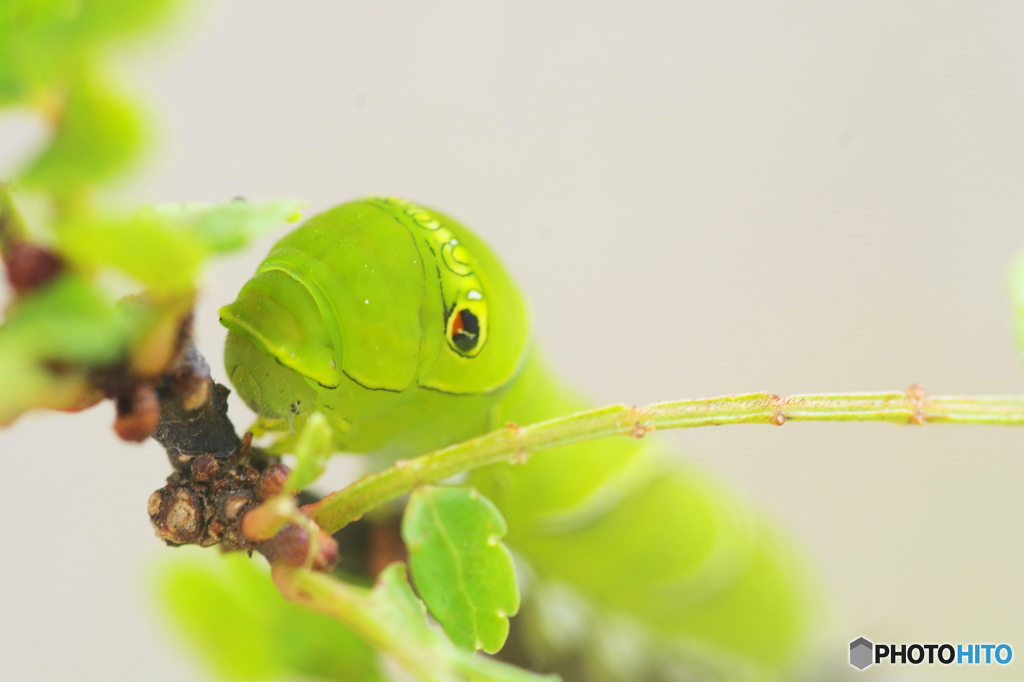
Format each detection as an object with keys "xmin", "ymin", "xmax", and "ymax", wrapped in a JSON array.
[
  {"xmin": 304, "ymin": 385, "xmax": 1024, "ymax": 534},
  {"xmin": 273, "ymin": 565, "xmax": 452, "ymax": 682}
]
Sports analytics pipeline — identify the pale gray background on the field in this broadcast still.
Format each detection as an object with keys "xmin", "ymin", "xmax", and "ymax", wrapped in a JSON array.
[{"xmin": 2, "ymin": 1, "xmax": 1023, "ymax": 680}]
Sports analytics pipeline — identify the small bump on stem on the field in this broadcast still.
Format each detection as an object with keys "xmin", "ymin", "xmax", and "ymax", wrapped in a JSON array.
[{"xmin": 906, "ymin": 383, "xmax": 927, "ymax": 425}]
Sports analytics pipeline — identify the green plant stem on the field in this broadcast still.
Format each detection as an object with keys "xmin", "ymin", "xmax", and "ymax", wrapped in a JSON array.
[
  {"xmin": 275, "ymin": 565, "xmax": 451, "ymax": 682},
  {"xmin": 304, "ymin": 387, "xmax": 1024, "ymax": 534}
]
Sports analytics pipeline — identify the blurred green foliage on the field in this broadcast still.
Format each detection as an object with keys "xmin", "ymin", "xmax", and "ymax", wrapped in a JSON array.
[
  {"xmin": 0, "ymin": 0, "xmax": 179, "ymax": 192},
  {"xmin": 19, "ymin": 66, "xmax": 144, "ymax": 193},
  {"xmin": 157, "ymin": 549, "xmax": 385, "ymax": 682},
  {"xmin": 0, "ymin": 4, "xmax": 549, "ymax": 681},
  {"xmin": 0, "ymin": 0, "xmax": 177, "ymax": 108},
  {"xmin": 0, "ymin": 191, "xmax": 302, "ymax": 424},
  {"xmin": 58, "ymin": 200, "xmax": 304, "ymax": 295},
  {"xmin": 0, "ymin": 0, "xmax": 302, "ymax": 425},
  {"xmin": 157, "ymin": 550, "xmax": 558, "ymax": 682}
]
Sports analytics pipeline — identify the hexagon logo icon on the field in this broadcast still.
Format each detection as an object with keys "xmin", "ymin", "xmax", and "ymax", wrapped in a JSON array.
[{"xmin": 850, "ymin": 637, "xmax": 874, "ymax": 670}]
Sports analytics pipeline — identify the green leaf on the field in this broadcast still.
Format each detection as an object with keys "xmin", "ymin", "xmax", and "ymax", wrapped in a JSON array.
[
  {"xmin": 19, "ymin": 67, "xmax": 144, "ymax": 192},
  {"xmin": 148, "ymin": 199, "xmax": 304, "ymax": 253},
  {"xmin": 286, "ymin": 412, "xmax": 333, "ymax": 492},
  {"xmin": 154, "ymin": 548, "xmax": 384, "ymax": 682},
  {"xmin": 56, "ymin": 200, "xmax": 304, "ymax": 294},
  {"xmin": 403, "ymin": 485, "xmax": 520, "ymax": 654},
  {"xmin": 57, "ymin": 214, "xmax": 204, "ymax": 294}
]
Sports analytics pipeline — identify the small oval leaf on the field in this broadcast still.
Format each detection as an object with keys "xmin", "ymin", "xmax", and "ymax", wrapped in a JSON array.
[{"xmin": 403, "ymin": 485, "xmax": 520, "ymax": 654}]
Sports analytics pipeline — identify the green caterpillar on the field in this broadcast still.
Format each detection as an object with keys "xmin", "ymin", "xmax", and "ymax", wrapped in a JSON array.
[{"xmin": 220, "ymin": 197, "xmax": 815, "ymax": 681}]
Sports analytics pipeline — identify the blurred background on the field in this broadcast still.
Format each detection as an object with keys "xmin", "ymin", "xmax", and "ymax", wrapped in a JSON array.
[{"xmin": 3, "ymin": 1, "xmax": 1024, "ymax": 679}]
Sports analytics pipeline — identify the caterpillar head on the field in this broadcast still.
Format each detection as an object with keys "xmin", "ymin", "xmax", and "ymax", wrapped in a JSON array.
[{"xmin": 219, "ymin": 198, "xmax": 530, "ymax": 453}]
